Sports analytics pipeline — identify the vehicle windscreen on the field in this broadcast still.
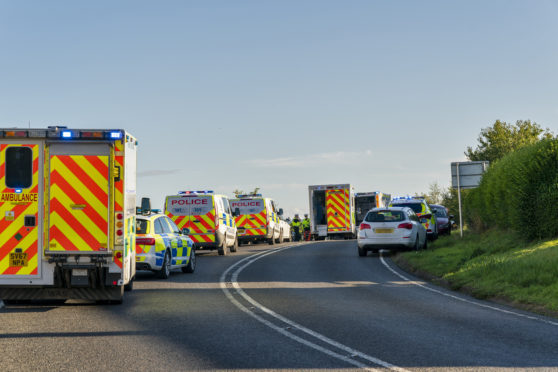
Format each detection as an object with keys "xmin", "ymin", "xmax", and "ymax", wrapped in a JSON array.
[
  {"xmin": 136, "ymin": 219, "xmax": 149, "ymax": 234},
  {"xmin": 365, "ymin": 210, "xmax": 405, "ymax": 223},
  {"xmin": 391, "ymin": 203, "xmax": 422, "ymax": 214},
  {"xmin": 230, "ymin": 198, "xmax": 265, "ymax": 215},
  {"xmin": 433, "ymin": 208, "xmax": 448, "ymax": 218},
  {"xmin": 166, "ymin": 196, "xmax": 213, "ymax": 216}
]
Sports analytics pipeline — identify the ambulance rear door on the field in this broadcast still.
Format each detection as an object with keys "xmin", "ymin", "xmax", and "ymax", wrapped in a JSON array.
[
  {"xmin": 47, "ymin": 143, "xmax": 112, "ymax": 253},
  {"xmin": 0, "ymin": 141, "xmax": 43, "ymax": 283},
  {"xmin": 326, "ymin": 188, "xmax": 351, "ymax": 233}
]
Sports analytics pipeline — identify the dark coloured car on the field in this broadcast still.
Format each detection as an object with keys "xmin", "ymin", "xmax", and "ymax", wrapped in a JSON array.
[{"xmin": 430, "ymin": 204, "xmax": 453, "ymax": 236}]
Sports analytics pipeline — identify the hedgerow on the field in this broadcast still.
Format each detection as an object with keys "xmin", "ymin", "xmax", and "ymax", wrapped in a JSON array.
[{"xmin": 465, "ymin": 139, "xmax": 558, "ymax": 240}]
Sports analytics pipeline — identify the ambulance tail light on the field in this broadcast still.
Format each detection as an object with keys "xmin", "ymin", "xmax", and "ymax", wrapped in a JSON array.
[
  {"xmin": 4, "ymin": 130, "xmax": 28, "ymax": 138},
  {"xmin": 136, "ymin": 237, "xmax": 155, "ymax": 245},
  {"xmin": 115, "ymin": 211, "xmax": 124, "ymax": 244}
]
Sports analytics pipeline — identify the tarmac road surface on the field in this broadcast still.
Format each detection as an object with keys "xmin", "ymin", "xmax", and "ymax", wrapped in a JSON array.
[{"xmin": 1, "ymin": 240, "xmax": 557, "ymax": 371}]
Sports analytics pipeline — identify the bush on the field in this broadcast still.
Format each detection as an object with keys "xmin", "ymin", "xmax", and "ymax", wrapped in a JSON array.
[{"xmin": 465, "ymin": 139, "xmax": 558, "ymax": 240}]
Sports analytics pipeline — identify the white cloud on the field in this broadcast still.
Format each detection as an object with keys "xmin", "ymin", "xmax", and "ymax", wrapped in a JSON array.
[{"xmin": 245, "ymin": 150, "xmax": 373, "ymax": 168}]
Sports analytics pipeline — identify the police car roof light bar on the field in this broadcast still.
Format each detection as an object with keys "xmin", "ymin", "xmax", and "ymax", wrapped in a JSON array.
[{"xmin": 178, "ymin": 190, "xmax": 214, "ymax": 195}]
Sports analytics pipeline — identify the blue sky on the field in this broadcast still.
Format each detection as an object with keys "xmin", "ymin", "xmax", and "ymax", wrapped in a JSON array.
[{"xmin": 1, "ymin": 0, "xmax": 557, "ymax": 216}]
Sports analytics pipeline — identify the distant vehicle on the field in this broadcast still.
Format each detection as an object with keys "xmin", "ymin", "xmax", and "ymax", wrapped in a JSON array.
[
  {"xmin": 136, "ymin": 199, "xmax": 196, "ymax": 279},
  {"xmin": 230, "ymin": 194, "xmax": 284, "ymax": 245},
  {"xmin": 390, "ymin": 196, "xmax": 438, "ymax": 241},
  {"xmin": 354, "ymin": 192, "xmax": 391, "ymax": 226},
  {"xmin": 278, "ymin": 217, "xmax": 292, "ymax": 243},
  {"xmin": 430, "ymin": 204, "xmax": 453, "ymax": 236},
  {"xmin": 308, "ymin": 184, "xmax": 356, "ymax": 240},
  {"xmin": 164, "ymin": 191, "xmax": 238, "ymax": 255},
  {"xmin": 357, "ymin": 207, "xmax": 427, "ymax": 256}
]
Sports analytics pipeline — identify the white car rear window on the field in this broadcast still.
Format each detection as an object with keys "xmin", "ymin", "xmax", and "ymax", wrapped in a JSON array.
[{"xmin": 365, "ymin": 210, "xmax": 405, "ymax": 223}]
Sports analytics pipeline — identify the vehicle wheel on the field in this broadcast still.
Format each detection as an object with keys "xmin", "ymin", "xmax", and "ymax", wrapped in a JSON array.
[
  {"xmin": 422, "ymin": 236, "xmax": 428, "ymax": 250},
  {"xmin": 371, "ymin": 249, "xmax": 379, "ymax": 255},
  {"xmin": 278, "ymin": 230, "xmax": 284, "ymax": 243},
  {"xmin": 158, "ymin": 250, "xmax": 171, "ymax": 279},
  {"xmin": 230, "ymin": 236, "xmax": 238, "ymax": 253},
  {"xmin": 268, "ymin": 234, "xmax": 276, "ymax": 245},
  {"xmin": 218, "ymin": 235, "xmax": 227, "ymax": 256},
  {"xmin": 358, "ymin": 247, "xmax": 367, "ymax": 257},
  {"xmin": 413, "ymin": 235, "xmax": 420, "ymax": 251},
  {"xmin": 182, "ymin": 248, "xmax": 196, "ymax": 273},
  {"xmin": 124, "ymin": 276, "xmax": 134, "ymax": 292}
]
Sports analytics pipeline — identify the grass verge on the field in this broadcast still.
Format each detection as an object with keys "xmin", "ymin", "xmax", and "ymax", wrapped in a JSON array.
[{"xmin": 393, "ymin": 229, "xmax": 558, "ymax": 317}]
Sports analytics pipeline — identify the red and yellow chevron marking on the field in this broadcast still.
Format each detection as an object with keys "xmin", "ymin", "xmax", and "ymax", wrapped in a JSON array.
[
  {"xmin": 326, "ymin": 189, "xmax": 350, "ymax": 232},
  {"xmin": 0, "ymin": 144, "xmax": 40, "ymax": 276},
  {"xmin": 48, "ymin": 154, "xmax": 109, "ymax": 252},
  {"xmin": 167, "ymin": 211, "xmax": 216, "ymax": 243},
  {"xmin": 234, "ymin": 211, "xmax": 267, "ymax": 236}
]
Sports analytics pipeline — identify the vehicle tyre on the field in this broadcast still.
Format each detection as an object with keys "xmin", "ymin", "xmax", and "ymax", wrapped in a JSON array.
[
  {"xmin": 422, "ymin": 236, "xmax": 428, "ymax": 250},
  {"xmin": 182, "ymin": 248, "xmax": 196, "ymax": 273},
  {"xmin": 230, "ymin": 236, "xmax": 238, "ymax": 253},
  {"xmin": 371, "ymin": 249, "xmax": 379, "ymax": 255},
  {"xmin": 268, "ymin": 234, "xmax": 275, "ymax": 245},
  {"xmin": 278, "ymin": 230, "xmax": 284, "ymax": 243},
  {"xmin": 158, "ymin": 250, "xmax": 171, "ymax": 279},
  {"xmin": 413, "ymin": 235, "xmax": 420, "ymax": 251},
  {"xmin": 218, "ymin": 235, "xmax": 227, "ymax": 255},
  {"xmin": 358, "ymin": 246, "xmax": 367, "ymax": 257},
  {"xmin": 124, "ymin": 276, "xmax": 134, "ymax": 292}
]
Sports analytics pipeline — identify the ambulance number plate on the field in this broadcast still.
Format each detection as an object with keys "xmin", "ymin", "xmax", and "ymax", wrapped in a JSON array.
[
  {"xmin": 374, "ymin": 228, "xmax": 394, "ymax": 234},
  {"xmin": 9, "ymin": 252, "xmax": 28, "ymax": 267}
]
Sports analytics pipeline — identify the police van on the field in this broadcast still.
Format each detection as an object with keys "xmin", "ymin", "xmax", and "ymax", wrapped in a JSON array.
[
  {"xmin": 164, "ymin": 191, "xmax": 238, "ymax": 255},
  {"xmin": 230, "ymin": 194, "xmax": 284, "ymax": 245}
]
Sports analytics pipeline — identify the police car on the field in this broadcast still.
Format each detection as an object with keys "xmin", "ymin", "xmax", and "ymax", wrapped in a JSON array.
[
  {"xmin": 164, "ymin": 191, "xmax": 239, "ymax": 255},
  {"xmin": 136, "ymin": 199, "xmax": 196, "ymax": 278},
  {"xmin": 389, "ymin": 196, "xmax": 438, "ymax": 241}
]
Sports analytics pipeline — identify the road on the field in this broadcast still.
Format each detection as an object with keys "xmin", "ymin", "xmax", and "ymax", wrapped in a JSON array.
[{"xmin": 1, "ymin": 240, "xmax": 558, "ymax": 371}]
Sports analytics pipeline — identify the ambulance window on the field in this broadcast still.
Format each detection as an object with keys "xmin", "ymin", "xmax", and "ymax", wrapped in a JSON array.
[
  {"xmin": 154, "ymin": 218, "xmax": 164, "ymax": 234},
  {"xmin": 6, "ymin": 147, "xmax": 33, "ymax": 189}
]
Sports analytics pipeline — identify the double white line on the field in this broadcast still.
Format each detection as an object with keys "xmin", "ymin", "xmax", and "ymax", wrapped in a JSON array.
[{"xmin": 220, "ymin": 245, "xmax": 409, "ymax": 372}]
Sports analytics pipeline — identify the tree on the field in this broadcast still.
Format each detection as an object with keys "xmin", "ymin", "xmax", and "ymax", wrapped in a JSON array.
[
  {"xmin": 232, "ymin": 187, "xmax": 260, "ymax": 197},
  {"xmin": 414, "ymin": 182, "xmax": 448, "ymax": 205},
  {"xmin": 465, "ymin": 120, "xmax": 553, "ymax": 163}
]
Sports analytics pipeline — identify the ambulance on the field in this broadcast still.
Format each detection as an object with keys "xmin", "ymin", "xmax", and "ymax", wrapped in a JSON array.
[
  {"xmin": 308, "ymin": 184, "xmax": 356, "ymax": 240},
  {"xmin": 164, "ymin": 191, "xmax": 238, "ymax": 255},
  {"xmin": 230, "ymin": 194, "xmax": 284, "ymax": 245},
  {"xmin": 354, "ymin": 191, "xmax": 392, "ymax": 226},
  {"xmin": 0, "ymin": 127, "xmax": 137, "ymax": 303}
]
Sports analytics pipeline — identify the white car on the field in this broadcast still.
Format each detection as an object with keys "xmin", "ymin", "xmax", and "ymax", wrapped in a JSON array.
[{"xmin": 357, "ymin": 207, "xmax": 427, "ymax": 256}]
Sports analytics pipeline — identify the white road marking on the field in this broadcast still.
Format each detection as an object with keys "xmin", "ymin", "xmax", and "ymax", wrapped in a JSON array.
[
  {"xmin": 380, "ymin": 254, "xmax": 558, "ymax": 327},
  {"xmin": 220, "ymin": 245, "xmax": 409, "ymax": 372}
]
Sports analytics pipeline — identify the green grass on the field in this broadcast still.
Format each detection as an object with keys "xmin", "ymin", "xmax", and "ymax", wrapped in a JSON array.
[{"xmin": 394, "ymin": 230, "xmax": 558, "ymax": 314}]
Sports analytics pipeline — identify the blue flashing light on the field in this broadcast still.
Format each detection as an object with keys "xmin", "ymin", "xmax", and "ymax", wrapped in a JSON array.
[
  {"xmin": 61, "ymin": 131, "xmax": 72, "ymax": 138},
  {"xmin": 109, "ymin": 131, "xmax": 122, "ymax": 139},
  {"xmin": 15, "ymin": 188, "xmax": 22, "ymax": 194},
  {"xmin": 178, "ymin": 190, "xmax": 214, "ymax": 195}
]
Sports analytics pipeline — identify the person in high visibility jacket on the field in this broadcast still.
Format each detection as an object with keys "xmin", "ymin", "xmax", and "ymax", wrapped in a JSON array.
[
  {"xmin": 302, "ymin": 214, "xmax": 311, "ymax": 241},
  {"xmin": 291, "ymin": 214, "xmax": 302, "ymax": 242}
]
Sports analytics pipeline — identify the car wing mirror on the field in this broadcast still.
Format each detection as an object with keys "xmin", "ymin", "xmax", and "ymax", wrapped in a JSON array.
[
  {"xmin": 233, "ymin": 208, "xmax": 241, "ymax": 217},
  {"xmin": 181, "ymin": 227, "xmax": 190, "ymax": 235},
  {"xmin": 278, "ymin": 208, "xmax": 284, "ymax": 216}
]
